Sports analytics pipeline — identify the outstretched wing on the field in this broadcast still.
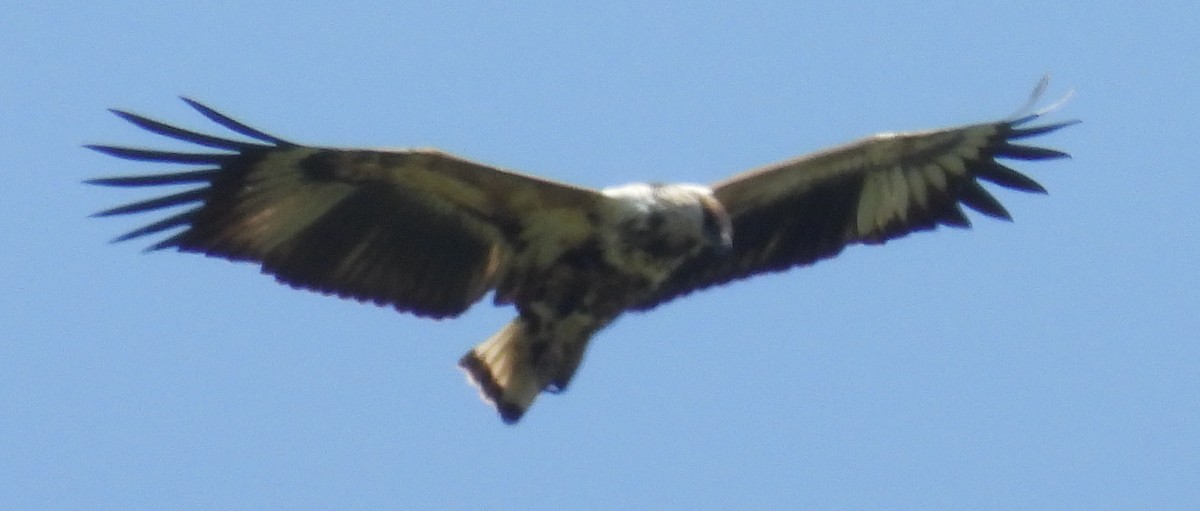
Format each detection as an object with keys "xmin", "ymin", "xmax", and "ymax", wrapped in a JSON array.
[
  {"xmin": 89, "ymin": 99, "xmax": 605, "ymax": 318},
  {"xmin": 637, "ymin": 89, "xmax": 1077, "ymax": 309}
]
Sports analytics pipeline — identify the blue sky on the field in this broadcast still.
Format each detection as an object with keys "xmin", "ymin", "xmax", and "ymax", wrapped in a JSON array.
[{"xmin": 3, "ymin": 2, "xmax": 1197, "ymax": 509}]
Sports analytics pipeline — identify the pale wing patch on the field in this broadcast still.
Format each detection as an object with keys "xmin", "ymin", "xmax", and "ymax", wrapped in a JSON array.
[
  {"xmin": 920, "ymin": 162, "xmax": 949, "ymax": 192},
  {"xmin": 231, "ymin": 149, "xmax": 355, "ymax": 252},
  {"xmin": 904, "ymin": 165, "xmax": 931, "ymax": 211},
  {"xmin": 388, "ymin": 152, "xmax": 496, "ymax": 216},
  {"xmin": 851, "ymin": 124, "xmax": 1006, "ymax": 237},
  {"xmin": 520, "ymin": 209, "xmax": 594, "ymax": 266},
  {"xmin": 856, "ymin": 169, "xmax": 885, "ymax": 235},
  {"xmin": 883, "ymin": 166, "xmax": 911, "ymax": 224},
  {"xmin": 857, "ymin": 161, "xmax": 953, "ymax": 236},
  {"xmin": 714, "ymin": 125, "xmax": 994, "ymax": 214}
]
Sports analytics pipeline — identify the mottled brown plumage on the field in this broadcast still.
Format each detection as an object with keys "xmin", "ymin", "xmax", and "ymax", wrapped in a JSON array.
[{"xmin": 90, "ymin": 82, "xmax": 1074, "ymax": 423}]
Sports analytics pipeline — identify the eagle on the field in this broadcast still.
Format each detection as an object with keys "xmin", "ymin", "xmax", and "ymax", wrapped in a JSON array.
[{"xmin": 89, "ymin": 82, "xmax": 1075, "ymax": 423}]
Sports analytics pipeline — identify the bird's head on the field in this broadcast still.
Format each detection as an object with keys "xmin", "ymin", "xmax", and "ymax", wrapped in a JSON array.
[{"xmin": 602, "ymin": 182, "xmax": 733, "ymax": 257}]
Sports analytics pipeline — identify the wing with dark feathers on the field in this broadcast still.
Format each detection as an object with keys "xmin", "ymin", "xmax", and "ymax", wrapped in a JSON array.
[
  {"xmin": 636, "ymin": 89, "xmax": 1077, "ymax": 310},
  {"xmin": 89, "ymin": 99, "xmax": 605, "ymax": 318}
]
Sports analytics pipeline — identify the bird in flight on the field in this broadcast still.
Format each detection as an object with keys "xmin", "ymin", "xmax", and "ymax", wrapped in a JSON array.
[{"xmin": 89, "ymin": 81, "xmax": 1075, "ymax": 423}]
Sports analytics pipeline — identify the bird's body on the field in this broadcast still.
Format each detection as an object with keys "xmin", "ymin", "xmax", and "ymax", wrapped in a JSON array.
[
  {"xmin": 460, "ymin": 182, "xmax": 732, "ymax": 420},
  {"xmin": 90, "ymin": 82, "xmax": 1075, "ymax": 422}
]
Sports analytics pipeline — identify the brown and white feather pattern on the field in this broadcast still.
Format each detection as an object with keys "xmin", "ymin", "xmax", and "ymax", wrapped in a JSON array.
[{"xmin": 90, "ymin": 85, "xmax": 1075, "ymax": 423}]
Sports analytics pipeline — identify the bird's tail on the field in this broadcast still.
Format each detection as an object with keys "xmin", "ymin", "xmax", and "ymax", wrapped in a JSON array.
[{"xmin": 459, "ymin": 319, "xmax": 542, "ymax": 424}]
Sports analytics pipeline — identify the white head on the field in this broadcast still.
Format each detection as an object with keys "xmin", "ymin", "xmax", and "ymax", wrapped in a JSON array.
[{"xmin": 601, "ymin": 182, "xmax": 733, "ymax": 258}]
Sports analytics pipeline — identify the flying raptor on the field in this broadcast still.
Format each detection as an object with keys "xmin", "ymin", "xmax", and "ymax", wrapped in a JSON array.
[{"xmin": 89, "ymin": 82, "xmax": 1075, "ymax": 423}]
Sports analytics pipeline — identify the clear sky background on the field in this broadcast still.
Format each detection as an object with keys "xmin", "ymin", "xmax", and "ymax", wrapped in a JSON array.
[{"xmin": 3, "ymin": 2, "xmax": 1197, "ymax": 509}]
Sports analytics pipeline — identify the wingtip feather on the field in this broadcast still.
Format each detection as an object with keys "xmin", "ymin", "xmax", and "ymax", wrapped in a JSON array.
[
  {"xmin": 178, "ymin": 97, "xmax": 293, "ymax": 146},
  {"xmin": 994, "ymin": 143, "xmax": 1071, "ymax": 161},
  {"xmin": 1009, "ymin": 119, "xmax": 1081, "ymax": 139}
]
